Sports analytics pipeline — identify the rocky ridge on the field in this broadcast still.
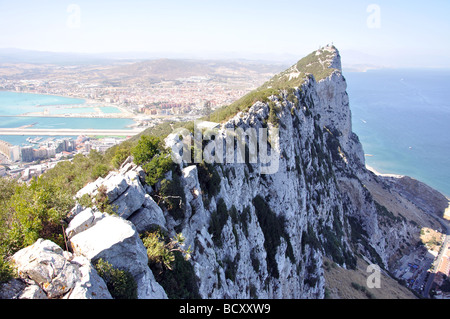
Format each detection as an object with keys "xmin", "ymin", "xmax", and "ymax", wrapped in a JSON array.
[{"xmin": 2, "ymin": 46, "xmax": 448, "ymax": 299}]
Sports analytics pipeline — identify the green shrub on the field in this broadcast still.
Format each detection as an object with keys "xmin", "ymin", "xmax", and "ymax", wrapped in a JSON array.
[
  {"xmin": 143, "ymin": 231, "xmax": 174, "ymax": 269},
  {"xmin": 94, "ymin": 258, "xmax": 137, "ymax": 299},
  {"xmin": 130, "ymin": 135, "xmax": 173, "ymax": 187},
  {"xmin": 322, "ymin": 225, "xmax": 345, "ymax": 265},
  {"xmin": 93, "ymin": 184, "xmax": 117, "ymax": 215},
  {"xmin": 142, "ymin": 231, "xmax": 198, "ymax": 299},
  {"xmin": 0, "ymin": 150, "xmax": 114, "ymax": 264},
  {"xmin": 144, "ymin": 153, "xmax": 173, "ymax": 187},
  {"xmin": 111, "ymin": 147, "xmax": 130, "ymax": 169},
  {"xmin": 224, "ymin": 255, "xmax": 238, "ymax": 282},
  {"xmin": 142, "ymin": 231, "xmax": 190, "ymax": 270},
  {"xmin": 295, "ymin": 49, "xmax": 337, "ymax": 82},
  {"xmin": 268, "ymin": 101, "xmax": 280, "ymax": 127},
  {"xmin": 250, "ymin": 249, "xmax": 260, "ymax": 273},
  {"xmin": 151, "ymin": 251, "xmax": 200, "ymax": 299},
  {"xmin": 208, "ymin": 88, "xmax": 279, "ymax": 123},
  {"xmin": 351, "ymin": 281, "xmax": 376, "ymax": 299},
  {"xmin": 91, "ymin": 163, "xmax": 110, "ymax": 180},
  {"xmin": 131, "ymin": 135, "xmax": 162, "ymax": 165},
  {"xmin": 2, "ymin": 178, "xmax": 70, "ymax": 255},
  {"xmin": 0, "ymin": 255, "xmax": 14, "ymax": 283},
  {"xmin": 301, "ymin": 224, "xmax": 320, "ymax": 250},
  {"xmin": 240, "ymin": 206, "xmax": 251, "ymax": 238}
]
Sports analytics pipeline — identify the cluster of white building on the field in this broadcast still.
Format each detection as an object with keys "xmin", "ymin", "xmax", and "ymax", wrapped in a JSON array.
[
  {"xmin": 0, "ymin": 138, "xmax": 76, "ymax": 163},
  {"xmin": 0, "ymin": 135, "xmax": 127, "ymax": 181}
]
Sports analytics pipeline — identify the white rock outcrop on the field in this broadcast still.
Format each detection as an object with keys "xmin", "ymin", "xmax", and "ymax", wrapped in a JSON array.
[
  {"xmin": 64, "ymin": 255, "xmax": 113, "ymax": 299},
  {"xmin": 68, "ymin": 213, "xmax": 167, "ymax": 299},
  {"xmin": 12, "ymin": 239, "xmax": 79, "ymax": 298},
  {"xmin": 8, "ymin": 238, "xmax": 112, "ymax": 299},
  {"xmin": 75, "ymin": 162, "xmax": 147, "ymax": 220},
  {"xmin": 128, "ymin": 194, "xmax": 167, "ymax": 233}
]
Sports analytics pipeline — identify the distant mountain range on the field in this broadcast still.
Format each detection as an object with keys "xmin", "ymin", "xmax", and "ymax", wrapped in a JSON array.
[
  {"xmin": 0, "ymin": 48, "xmax": 116, "ymax": 65},
  {"xmin": 2, "ymin": 47, "xmax": 449, "ymax": 70},
  {"xmin": 0, "ymin": 48, "xmax": 292, "ymax": 66},
  {"xmin": 0, "ymin": 50, "xmax": 288, "ymax": 86}
]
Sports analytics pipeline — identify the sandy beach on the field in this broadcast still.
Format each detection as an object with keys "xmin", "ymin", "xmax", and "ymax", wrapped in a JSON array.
[
  {"xmin": 366, "ymin": 164, "xmax": 404, "ymax": 178},
  {"xmin": 367, "ymin": 164, "xmax": 450, "ymax": 221},
  {"xmin": 444, "ymin": 204, "xmax": 450, "ymax": 221}
]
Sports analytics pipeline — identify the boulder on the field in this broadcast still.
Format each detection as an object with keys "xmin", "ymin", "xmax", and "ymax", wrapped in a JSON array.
[
  {"xmin": 103, "ymin": 174, "xmax": 130, "ymax": 203},
  {"xmin": 64, "ymin": 255, "xmax": 112, "ymax": 299},
  {"xmin": 67, "ymin": 202, "xmax": 86, "ymax": 221},
  {"xmin": 128, "ymin": 194, "xmax": 167, "ymax": 233},
  {"xmin": 119, "ymin": 155, "xmax": 133, "ymax": 169},
  {"xmin": 69, "ymin": 214, "xmax": 167, "ymax": 299},
  {"xmin": 109, "ymin": 169, "xmax": 146, "ymax": 219},
  {"xmin": 12, "ymin": 239, "xmax": 79, "ymax": 298},
  {"xmin": 75, "ymin": 163, "xmax": 147, "ymax": 220},
  {"xmin": 65, "ymin": 207, "xmax": 105, "ymax": 239},
  {"xmin": 7, "ymin": 238, "xmax": 114, "ymax": 299},
  {"xmin": 18, "ymin": 284, "xmax": 48, "ymax": 299},
  {"xmin": 75, "ymin": 176, "xmax": 105, "ymax": 199}
]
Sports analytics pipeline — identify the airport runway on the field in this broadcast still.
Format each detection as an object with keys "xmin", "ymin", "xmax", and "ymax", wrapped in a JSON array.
[{"xmin": 0, "ymin": 127, "xmax": 145, "ymax": 136}]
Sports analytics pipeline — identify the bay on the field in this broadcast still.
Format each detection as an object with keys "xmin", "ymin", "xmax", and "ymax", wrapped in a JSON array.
[
  {"xmin": 0, "ymin": 91, "xmax": 85, "ymax": 115},
  {"xmin": 0, "ymin": 91, "xmax": 135, "ymax": 151}
]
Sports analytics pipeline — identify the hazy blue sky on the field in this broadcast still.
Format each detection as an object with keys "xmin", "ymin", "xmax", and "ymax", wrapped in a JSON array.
[{"xmin": 0, "ymin": 0, "xmax": 449, "ymax": 67}]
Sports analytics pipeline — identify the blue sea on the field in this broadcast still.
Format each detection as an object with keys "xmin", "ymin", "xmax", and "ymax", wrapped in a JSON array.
[
  {"xmin": 0, "ymin": 91, "xmax": 123, "ymax": 116},
  {"xmin": 0, "ymin": 91, "xmax": 85, "ymax": 115},
  {"xmin": 0, "ymin": 91, "xmax": 135, "ymax": 147},
  {"xmin": 345, "ymin": 69, "xmax": 450, "ymax": 197}
]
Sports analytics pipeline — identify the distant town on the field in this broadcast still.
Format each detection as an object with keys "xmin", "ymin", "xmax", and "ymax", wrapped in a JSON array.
[
  {"xmin": 0, "ymin": 59, "xmax": 283, "ymax": 119},
  {"xmin": 0, "ymin": 135, "xmax": 127, "ymax": 182},
  {"xmin": 0, "ymin": 58, "xmax": 283, "ymax": 182}
]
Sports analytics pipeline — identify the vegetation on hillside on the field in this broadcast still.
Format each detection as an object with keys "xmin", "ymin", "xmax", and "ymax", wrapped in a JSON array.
[
  {"xmin": 142, "ymin": 230, "xmax": 199, "ymax": 299},
  {"xmin": 0, "ymin": 150, "xmax": 112, "ymax": 283},
  {"xmin": 260, "ymin": 47, "xmax": 338, "ymax": 91},
  {"xmin": 295, "ymin": 48, "xmax": 338, "ymax": 82},
  {"xmin": 207, "ymin": 88, "xmax": 279, "ymax": 123},
  {"xmin": 204, "ymin": 48, "xmax": 338, "ymax": 124},
  {"xmin": 94, "ymin": 258, "xmax": 138, "ymax": 299}
]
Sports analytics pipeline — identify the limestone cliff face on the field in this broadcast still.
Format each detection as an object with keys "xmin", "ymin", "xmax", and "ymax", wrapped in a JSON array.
[{"xmin": 157, "ymin": 46, "xmax": 422, "ymax": 298}]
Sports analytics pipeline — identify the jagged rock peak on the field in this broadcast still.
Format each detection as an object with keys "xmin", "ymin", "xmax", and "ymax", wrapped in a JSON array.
[
  {"xmin": 260, "ymin": 45, "xmax": 341, "ymax": 92},
  {"xmin": 317, "ymin": 44, "xmax": 342, "ymax": 71},
  {"xmin": 294, "ymin": 44, "xmax": 342, "ymax": 79}
]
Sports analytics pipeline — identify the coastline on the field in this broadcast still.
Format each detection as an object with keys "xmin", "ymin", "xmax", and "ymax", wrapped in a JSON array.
[
  {"xmin": 0, "ymin": 89, "xmax": 85, "ymax": 104},
  {"xmin": 0, "ymin": 90, "xmax": 135, "ymax": 119},
  {"xmin": 366, "ymin": 164, "xmax": 404, "ymax": 179},
  {"xmin": 445, "ymin": 206, "xmax": 450, "ymax": 221},
  {"xmin": 367, "ymin": 163, "xmax": 450, "ymax": 220}
]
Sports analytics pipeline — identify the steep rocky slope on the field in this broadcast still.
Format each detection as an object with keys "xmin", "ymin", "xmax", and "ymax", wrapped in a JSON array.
[{"xmin": 2, "ymin": 46, "xmax": 448, "ymax": 299}]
